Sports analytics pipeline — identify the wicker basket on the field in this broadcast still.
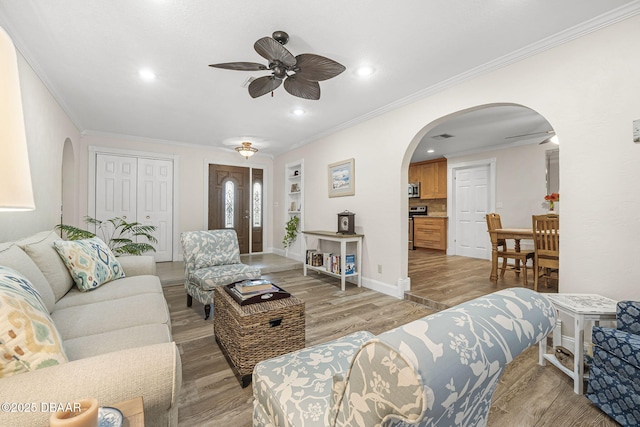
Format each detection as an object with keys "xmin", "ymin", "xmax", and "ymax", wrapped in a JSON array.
[{"xmin": 213, "ymin": 285, "xmax": 305, "ymax": 386}]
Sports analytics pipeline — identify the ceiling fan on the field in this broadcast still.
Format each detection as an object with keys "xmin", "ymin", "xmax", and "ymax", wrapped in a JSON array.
[
  {"xmin": 209, "ymin": 31, "xmax": 345, "ymax": 100},
  {"xmin": 505, "ymin": 130, "xmax": 558, "ymax": 145}
]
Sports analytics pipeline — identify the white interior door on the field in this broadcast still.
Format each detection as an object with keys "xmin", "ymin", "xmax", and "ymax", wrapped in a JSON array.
[
  {"xmin": 95, "ymin": 154, "xmax": 174, "ymax": 262},
  {"xmin": 96, "ymin": 154, "xmax": 137, "ymax": 221},
  {"xmin": 137, "ymin": 158, "xmax": 173, "ymax": 262},
  {"xmin": 455, "ymin": 164, "xmax": 490, "ymax": 259}
]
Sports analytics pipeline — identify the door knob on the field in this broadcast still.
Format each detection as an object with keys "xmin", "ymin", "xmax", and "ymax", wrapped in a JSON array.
[
  {"xmin": 122, "ymin": 216, "xmax": 127, "ymax": 220},
  {"xmin": 146, "ymin": 215, "xmax": 150, "ymax": 219}
]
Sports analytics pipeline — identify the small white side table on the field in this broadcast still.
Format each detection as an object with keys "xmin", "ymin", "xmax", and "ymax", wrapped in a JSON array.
[
  {"xmin": 301, "ymin": 230, "xmax": 363, "ymax": 291},
  {"xmin": 538, "ymin": 293, "xmax": 617, "ymax": 394}
]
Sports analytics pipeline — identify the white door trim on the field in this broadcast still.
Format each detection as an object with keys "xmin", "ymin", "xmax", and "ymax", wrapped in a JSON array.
[
  {"xmin": 88, "ymin": 145, "xmax": 180, "ymax": 261},
  {"xmin": 446, "ymin": 158, "xmax": 496, "ymax": 257}
]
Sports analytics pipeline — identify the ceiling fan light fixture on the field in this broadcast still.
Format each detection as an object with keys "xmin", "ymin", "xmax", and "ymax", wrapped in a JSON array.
[
  {"xmin": 235, "ymin": 141, "xmax": 258, "ymax": 159},
  {"xmin": 549, "ymin": 135, "xmax": 560, "ymax": 144}
]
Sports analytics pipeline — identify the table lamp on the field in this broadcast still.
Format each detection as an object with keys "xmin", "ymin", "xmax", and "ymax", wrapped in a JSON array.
[{"xmin": 0, "ymin": 26, "xmax": 35, "ymax": 211}]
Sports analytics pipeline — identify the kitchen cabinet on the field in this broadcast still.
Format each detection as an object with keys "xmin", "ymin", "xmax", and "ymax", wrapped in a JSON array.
[
  {"xmin": 413, "ymin": 217, "xmax": 447, "ymax": 250},
  {"xmin": 409, "ymin": 158, "xmax": 447, "ymax": 199}
]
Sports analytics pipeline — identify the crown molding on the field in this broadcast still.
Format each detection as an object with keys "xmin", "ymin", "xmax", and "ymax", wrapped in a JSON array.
[{"xmin": 295, "ymin": 1, "xmax": 640, "ymax": 150}]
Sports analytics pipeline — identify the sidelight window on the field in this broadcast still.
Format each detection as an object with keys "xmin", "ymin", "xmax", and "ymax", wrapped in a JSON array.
[
  {"xmin": 224, "ymin": 180, "xmax": 234, "ymax": 228},
  {"xmin": 253, "ymin": 182, "xmax": 262, "ymax": 227}
]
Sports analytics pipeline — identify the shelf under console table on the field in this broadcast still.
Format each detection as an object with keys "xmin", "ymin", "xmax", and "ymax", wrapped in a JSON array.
[{"xmin": 301, "ymin": 230, "xmax": 364, "ymax": 291}]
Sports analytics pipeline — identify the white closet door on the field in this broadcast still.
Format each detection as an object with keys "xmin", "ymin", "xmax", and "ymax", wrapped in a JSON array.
[
  {"xmin": 95, "ymin": 154, "xmax": 137, "ymax": 222},
  {"xmin": 137, "ymin": 157, "xmax": 173, "ymax": 262}
]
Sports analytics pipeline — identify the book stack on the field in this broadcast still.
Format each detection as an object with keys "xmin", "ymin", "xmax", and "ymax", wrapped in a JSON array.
[
  {"xmin": 306, "ymin": 250, "xmax": 356, "ymax": 275},
  {"xmin": 306, "ymin": 250, "xmax": 324, "ymax": 267},
  {"xmin": 225, "ymin": 279, "xmax": 290, "ymax": 306}
]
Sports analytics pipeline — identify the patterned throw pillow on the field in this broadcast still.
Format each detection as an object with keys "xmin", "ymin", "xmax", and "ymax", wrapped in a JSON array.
[
  {"xmin": 0, "ymin": 266, "xmax": 68, "ymax": 378},
  {"xmin": 53, "ymin": 237, "xmax": 125, "ymax": 292}
]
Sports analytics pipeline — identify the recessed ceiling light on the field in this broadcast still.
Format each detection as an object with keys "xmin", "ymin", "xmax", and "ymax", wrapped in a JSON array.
[
  {"xmin": 139, "ymin": 68, "xmax": 156, "ymax": 81},
  {"xmin": 427, "ymin": 149, "xmax": 435, "ymax": 153},
  {"xmin": 355, "ymin": 65, "xmax": 374, "ymax": 77},
  {"xmin": 292, "ymin": 108, "xmax": 305, "ymax": 116}
]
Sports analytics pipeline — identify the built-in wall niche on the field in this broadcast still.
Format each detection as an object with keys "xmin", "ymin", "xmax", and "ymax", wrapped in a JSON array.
[{"xmin": 285, "ymin": 160, "xmax": 304, "ymax": 260}]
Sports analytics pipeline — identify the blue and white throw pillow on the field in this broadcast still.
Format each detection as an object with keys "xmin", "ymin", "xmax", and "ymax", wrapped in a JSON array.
[{"xmin": 53, "ymin": 237, "xmax": 125, "ymax": 292}]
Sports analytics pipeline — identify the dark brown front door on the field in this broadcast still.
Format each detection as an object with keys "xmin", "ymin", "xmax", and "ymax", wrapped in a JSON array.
[{"xmin": 208, "ymin": 164, "xmax": 263, "ymax": 254}]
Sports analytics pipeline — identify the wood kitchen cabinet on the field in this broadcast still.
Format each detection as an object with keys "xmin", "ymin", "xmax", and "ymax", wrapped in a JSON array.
[
  {"xmin": 413, "ymin": 217, "xmax": 447, "ymax": 250},
  {"xmin": 410, "ymin": 158, "xmax": 447, "ymax": 199}
]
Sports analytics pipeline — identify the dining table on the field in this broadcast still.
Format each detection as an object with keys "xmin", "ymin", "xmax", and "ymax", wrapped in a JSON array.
[{"xmin": 488, "ymin": 228, "xmax": 533, "ymax": 282}]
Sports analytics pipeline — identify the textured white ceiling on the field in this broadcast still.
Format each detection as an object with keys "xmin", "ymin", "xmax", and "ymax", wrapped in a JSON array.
[{"xmin": 0, "ymin": 0, "xmax": 638, "ymax": 157}]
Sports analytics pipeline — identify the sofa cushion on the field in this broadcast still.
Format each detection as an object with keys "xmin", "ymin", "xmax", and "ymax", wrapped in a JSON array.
[
  {"xmin": 54, "ymin": 275, "xmax": 162, "ymax": 310},
  {"xmin": 63, "ymin": 324, "xmax": 172, "ymax": 360},
  {"xmin": 253, "ymin": 330, "xmax": 374, "ymax": 427},
  {"xmin": 53, "ymin": 237, "xmax": 125, "ymax": 292},
  {"xmin": 51, "ymin": 293, "xmax": 170, "ymax": 340},
  {"xmin": 16, "ymin": 231, "xmax": 74, "ymax": 302},
  {"xmin": 0, "ymin": 243, "xmax": 55, "ymax": 313},
  {"xmin": 0, "ymin": 266, "xmax": 68, "ymax": 378}
]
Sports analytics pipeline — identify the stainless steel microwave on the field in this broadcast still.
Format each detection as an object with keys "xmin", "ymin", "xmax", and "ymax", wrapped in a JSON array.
[{"xmin": 408, "ymin": 183, "xmax": 420, "ymax": 198}]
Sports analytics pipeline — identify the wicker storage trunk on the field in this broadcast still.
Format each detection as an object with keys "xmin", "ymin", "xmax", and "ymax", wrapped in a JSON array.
[{"xmin": 213, "ymin": 285, "xmax": 305, "ymax": 387}]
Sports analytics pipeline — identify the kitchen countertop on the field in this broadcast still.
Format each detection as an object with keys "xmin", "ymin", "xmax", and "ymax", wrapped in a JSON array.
[{"xmin": 411, "ymin": 214, "xmax": 448, "ymax": 218}]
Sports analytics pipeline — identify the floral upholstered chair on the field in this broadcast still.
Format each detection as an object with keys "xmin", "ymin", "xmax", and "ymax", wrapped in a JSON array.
[
  {"xmin": 180, "ymin": 230, "xmax": 261, "ymax": 319},
  {"xmin": 253, "ymin": 287, "xmax": 556, "ymax": 427},
  {"xmin": 586, "ymin": 301, "xmax": 640, "ymax": 426}
]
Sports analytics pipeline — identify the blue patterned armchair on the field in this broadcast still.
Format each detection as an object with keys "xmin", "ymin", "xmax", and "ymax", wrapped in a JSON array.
[
  {"xmin": 586, "ymin": 301, "xmax": 640, "ymax": 426},
  {"xmin": 180, "ymin": 230, "xmax": 261, "ymax": 319},
  {"xmin": 253, "ymin": 288, "xmax": 556, "ymax": 427}
]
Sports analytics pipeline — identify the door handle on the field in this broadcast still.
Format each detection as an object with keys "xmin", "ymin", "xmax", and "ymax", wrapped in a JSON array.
[{"xmin": 146, "ymin": 215, "xmax": 150, "ymax": 219}]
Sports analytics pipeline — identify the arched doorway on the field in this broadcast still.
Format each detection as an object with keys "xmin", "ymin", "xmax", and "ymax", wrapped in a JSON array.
[
  {"xmin": 404, "ymin": 103, "xmax": 558, "ymax": 291},
  {"xmin": 61, "ymin": 138, "xmax": 76, "ymax": 229}
]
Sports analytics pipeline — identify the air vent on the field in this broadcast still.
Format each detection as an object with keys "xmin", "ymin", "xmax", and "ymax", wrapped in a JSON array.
[
  {"xmin": 241, "ymin": 77, "xmax": 255, "ymax": 88},
  {"xmin": 431, "ymin": 133, "xmax": 454, "ymax": 140}
]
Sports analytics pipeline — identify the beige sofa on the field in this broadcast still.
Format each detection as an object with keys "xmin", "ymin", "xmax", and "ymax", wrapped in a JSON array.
[{"xmin": 0, "ymin": 231, "xmax": 181, "ymax": 426}]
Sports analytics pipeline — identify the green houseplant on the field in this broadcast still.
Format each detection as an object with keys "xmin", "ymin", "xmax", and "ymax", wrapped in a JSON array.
[
  {"xmin": 283, "ymin": 215, "xmax": 300, "ymax": 249},
  {"xmin": 56, "ymin": 216, "xmax": 158, "ymax": 255}
]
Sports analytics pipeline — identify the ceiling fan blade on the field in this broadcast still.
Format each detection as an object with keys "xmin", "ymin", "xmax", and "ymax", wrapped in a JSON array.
[
  {"xmin": 254, "ymin": 37, "xmax": 296, "ymax": 67},
  {"xmin": 293, "ymin": 54, "xmax": 346, "ymax": 81},
  {"xmin": 284, "ymin": 76, "xmax": 320, "ymax": 100},
  {"xmin": 505, "ymin": 130, "xmax": 554, "ymax": 139},
  {"xmin": 248, "ymin": 75, "xmax": 282, "ymax": 98},
  {"xmin": 209, "ymin": 62, "xmax": 267, "ymax": 71}
]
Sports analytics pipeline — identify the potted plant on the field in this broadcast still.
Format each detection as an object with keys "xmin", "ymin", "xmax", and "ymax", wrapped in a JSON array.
[
  {"xmin": 56, "ymin": 216, "xmax": 157, "ymax": 255},
  {"xmin": 282, "ymin": 215, "xmax": 300, "ymax": 250}
]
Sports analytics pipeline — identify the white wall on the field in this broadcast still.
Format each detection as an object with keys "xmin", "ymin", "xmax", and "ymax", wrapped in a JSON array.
[
  {"xmin": 0, "ymin": 51, "xmax": 81, "ymax": 241},
  {"xmin": 274, "ymin": 14, "xmax": 640, "ymax": 301},
  {"xmin": 448, "ymin": 142, "xmax": 553, "ymax": 229},
  {"xmin": 77, "ymin": 133, "xmax": 274, "ymax": 258}
]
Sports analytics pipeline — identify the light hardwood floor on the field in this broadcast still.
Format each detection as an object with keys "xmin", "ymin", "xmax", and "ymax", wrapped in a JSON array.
[{"xmin": 160, "ymin": 251, "xmax": 614, "ymax": 427}]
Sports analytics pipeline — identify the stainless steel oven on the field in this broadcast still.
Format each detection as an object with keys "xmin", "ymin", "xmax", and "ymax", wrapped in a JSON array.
[{"xmin": 408, "ymin": 206, "xmax": 427, "ymax": 250}]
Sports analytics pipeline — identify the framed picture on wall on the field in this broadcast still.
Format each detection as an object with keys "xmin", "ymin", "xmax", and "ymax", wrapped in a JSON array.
[
  {"xmin": 328, "ymin": 158, "xmax": 355, "ymax": 198},
  {"xmin": 634, "ymin": 119, "xmax": 640, "ymax": 143}
]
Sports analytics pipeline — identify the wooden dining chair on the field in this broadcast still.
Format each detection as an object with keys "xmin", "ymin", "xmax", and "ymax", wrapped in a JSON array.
[
  {"xmin": 486, "ymin": 213, "xmax": 535, "ymax": 286},
  {"xmin": 532, "ymin": 214, "xmax": 559, "ymax": 291}
]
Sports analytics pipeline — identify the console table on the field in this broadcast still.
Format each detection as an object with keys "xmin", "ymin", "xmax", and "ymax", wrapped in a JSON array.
[
  {"xmin": 538, "ymin": 293, "xmax": 617, "ymax": 394},
  {"xmin": 302, "ymin": 230, "xmax": 363, "ymax": 291}
]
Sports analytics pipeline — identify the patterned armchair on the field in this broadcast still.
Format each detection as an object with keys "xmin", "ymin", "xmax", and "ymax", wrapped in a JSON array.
[
  {"xmin": 253, "ymin": 288, "xmax": 556, "ymax": 427},
  {"xmin": 180, "ymin": 230, "xmax": 261, "ymax": 319},
  {"xmin": 586, "ymin": 301, "xmax": 640, "ymax": 426}
]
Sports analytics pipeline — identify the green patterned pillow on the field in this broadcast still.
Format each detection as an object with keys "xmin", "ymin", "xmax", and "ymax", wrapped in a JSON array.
[
  {"xmin": 0, "ymin": 266, "xmax": 68, "ymax": 378},
  {"xmin": 53, "ymin": 237, "xmax": 125, "ymax": 292}
]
